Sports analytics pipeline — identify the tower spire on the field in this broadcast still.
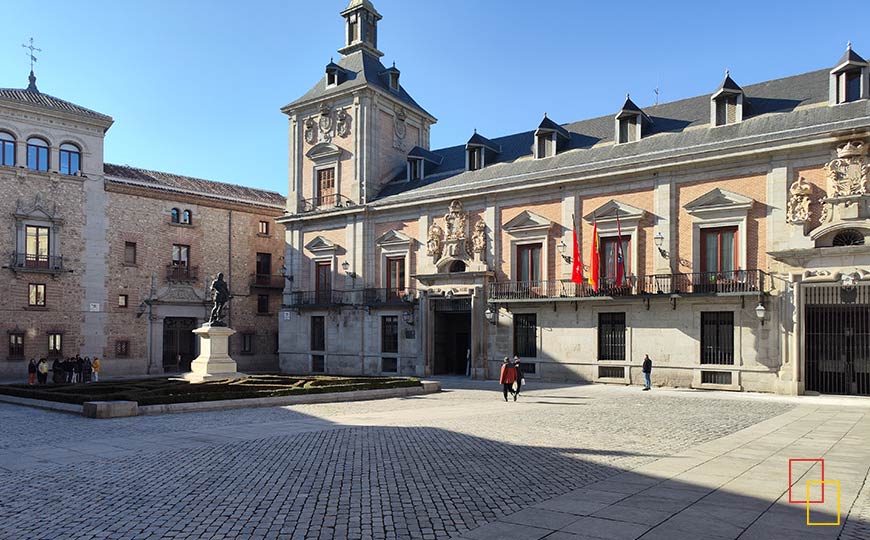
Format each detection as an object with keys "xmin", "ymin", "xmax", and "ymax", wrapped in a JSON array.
[
  {"xmin": 22, "ymin": 37, "xmax": 41, "ymax": 92},
  {"xmin": 338, "ymin": 0, "xmax": 384, "ymax": 58}
]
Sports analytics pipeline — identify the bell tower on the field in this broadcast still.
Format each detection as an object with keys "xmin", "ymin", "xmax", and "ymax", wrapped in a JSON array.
[{"xmin": 338, "ymin": 0, "xmax": 383, "ymax": 58}]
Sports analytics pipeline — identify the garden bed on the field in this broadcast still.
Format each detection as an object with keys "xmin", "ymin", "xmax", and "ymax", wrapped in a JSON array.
[{"xmin": 0, "ymin": 375, "xmax": 422, "ymax": 406}]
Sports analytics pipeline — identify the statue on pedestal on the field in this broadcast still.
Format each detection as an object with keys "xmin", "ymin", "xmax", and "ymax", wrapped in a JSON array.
[{"xmin": 208, "ymin": 273, "xmax": 231, "ymax": 326}]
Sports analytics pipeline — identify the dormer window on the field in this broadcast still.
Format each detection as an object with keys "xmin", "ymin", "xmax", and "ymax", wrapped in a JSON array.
[
  {"xmin": 325, "ymin": 59, "xmax": 340, "ymax": 88},
  {"xmin": 465, "ymin": 131, "xmax": 501, "ymax": 171},
  {"xmin": 615, "ymin": 95, "xmax": 645, "ymax": 144},
  {"xmin": 468, "ymin": 147, "xmax": 482, "ymax": 171},
  {"xmin": 407, "ymin": 158, "xmax": 423, "ymax": 181},
  {"xmin": 534, "ymin": 114, "xmax": 569, "ymax": 159},
  {"xmin": 711, "ymin": 71, "xmax": 744, "ymax": 127},
  {"xmin": 830, "ymin": 43, "xmax": 869, "ymax": 105},
  {"xmin": 618, "ymin": 116, "xmax": 638, "ymax": 143},
  {"xmin": 390, "ymin": 71, "xmax": 399, "ymax": 91}
]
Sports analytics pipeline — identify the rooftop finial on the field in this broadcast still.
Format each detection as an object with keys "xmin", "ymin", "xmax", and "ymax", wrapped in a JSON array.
[
  {"xmin": 22, "ymin": 37, "xmax": 41, "ymax": 92},
  {"xmin": 27, "ymin": 70, "xmax": 38, "ymax": 92},
  {"xmin": 392, "ymin": 61, "xmax": 396, "ymax": 68},
  {"xmin": 544, "ymin": 112, "xmax": 548, "ymax": 118},
  {"xmin": 725, "ymin": 68, "xmax": 730, "ymax": 77},
  {"xmin": 847, "ymin": 41, "xmax": 852, "ymax": 50}
]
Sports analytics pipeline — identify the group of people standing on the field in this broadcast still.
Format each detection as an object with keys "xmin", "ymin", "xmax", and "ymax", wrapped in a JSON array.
[{"xmin": 27, "ymin": 356, "xmax": 101, "ymax": 385}]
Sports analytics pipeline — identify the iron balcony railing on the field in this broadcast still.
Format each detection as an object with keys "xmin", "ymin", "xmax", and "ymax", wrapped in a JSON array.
[
  {"xmin": 285, "ymin": 288, "xmax": 419, "ymax": 308},
  {"xmin": 298, "ymin": 194, "xmax": 357, "ymax": 214},
  {"xmin": 166, "ymin": 264, "xmax": 198, "ymax": 283},
  {"xmin": 488, "ymin": 270, "xmax": 767, "ymax": 301},
  {"xmin": 9, "ymin": 253, "xmax": 64, "ymax": 273},
  {"xmin": 249, "ymin": 274, "xmax": 286, "ymax": 289}
]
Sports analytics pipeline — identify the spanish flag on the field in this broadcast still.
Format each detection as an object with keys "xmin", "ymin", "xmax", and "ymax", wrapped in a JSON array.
[{"xmin": 589, "ymin": 219, "xmax": 600, "ymax": 292}]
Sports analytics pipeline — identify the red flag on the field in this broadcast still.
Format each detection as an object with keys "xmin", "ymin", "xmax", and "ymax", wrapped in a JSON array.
[
  {"xmin": 571, "ymin": 216, "xmax": 583, "ymax": 284},
  {"xmin": 615, "ymin": 213, "xmax": 626, "ymax": 287},
  {"xmin": 589, "ymin": 219, "xmax": 599, "ymax": 292}
]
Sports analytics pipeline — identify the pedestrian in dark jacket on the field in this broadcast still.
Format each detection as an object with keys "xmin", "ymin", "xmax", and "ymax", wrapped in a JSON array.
[
  {"xmin": 75, "ymin": 356, "xmax": 84, "ymax": 384},
  {"xmin": 27, "ymin": 359, "xmax": 37, "ymax": 385},
  {"xmin": 64, "ymin": 358, "xmax": 74, "ymax": 383},
  {"xmin": 642, "ymin": 354, "xmax": 652, "ymax": 390},
  {"xmin": 83, "ymin": 357, "xmax": 93, "ymax": 383},
  {"xmin": 52, "ymin": 358, "xmax": 63, "ymax": 384},
  {"xmin": 499, "ymin": 357, "xmax": 518, "ymax": 402},
  {"xmin": 512, "ymin": 355, "xmax": 524, "ymax": 401}
]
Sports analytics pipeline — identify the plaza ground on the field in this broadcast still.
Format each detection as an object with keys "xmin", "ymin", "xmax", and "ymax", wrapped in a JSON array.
[{"xmin": 0, "ymin": 379, "xmax": 868, "ymax": 540}]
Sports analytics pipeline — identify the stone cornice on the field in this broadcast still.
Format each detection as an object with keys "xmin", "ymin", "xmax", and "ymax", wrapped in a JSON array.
[{"xmin": 105, "ymin": 181, "xmax": 284, "ymax": 215}]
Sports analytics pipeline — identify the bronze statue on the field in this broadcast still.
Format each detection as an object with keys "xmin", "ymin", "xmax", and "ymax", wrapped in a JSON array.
[{"xmin": 208, "ymin": 273, "xmax": 231, "ymax": 326}]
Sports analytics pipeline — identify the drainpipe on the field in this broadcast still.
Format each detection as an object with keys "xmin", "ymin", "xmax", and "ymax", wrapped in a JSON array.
[{"xmin": 227, "ymin": 209, "xmax": 233, "ymax": 328}]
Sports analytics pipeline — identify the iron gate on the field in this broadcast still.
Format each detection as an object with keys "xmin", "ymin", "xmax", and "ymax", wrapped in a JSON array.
[{"xmin": 805, "ymin": 284, "xmax": 870, "ymax": 396}]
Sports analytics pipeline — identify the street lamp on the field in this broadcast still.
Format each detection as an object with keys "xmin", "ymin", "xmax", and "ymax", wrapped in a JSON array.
[
  {"xmin": 654, "ymin": 232, "xmax": 668, "ymax": 258},
  {"xmin": 557, "ymin": 240, "xmax": 572, "ymax": 264},
  {"xmin": 402, "ymin": 310, "xmax": 414, "ymax": 325},
  {"xmin": 755, "ymin": 302, "xmax": 766, "ymax": 326},
  {"xmin": 484, "ymin": 306, "xmax": 498, "ymax": 325},
  {"xmin": 341, "ymin": 260, "xmax": 357, "ymax": 280}
]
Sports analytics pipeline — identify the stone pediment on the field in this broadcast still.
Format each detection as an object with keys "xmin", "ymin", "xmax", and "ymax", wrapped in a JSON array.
[
  {"xmin": 305, "ymin": 142, "xmax": 342, "ymax": 162},
  {"xmin": 584, "ymin": 200, "xmax": 646, "ymax": 223},
  {"xmin": 305, "ymin": 236, "xmax": 338, "ymax": 254},
  {"xmin": 503, "ymin": 210, "xmax": 553, "ymax": 235},
  {"xmin": 684, "ymin": 188, "xmax": 754, "ymax": 216},
  {"xmin": 154, "ymin": 284, "xmax": 207, "ymax": 304},
  {"xmin": 376, "ymin": 229, "xmax": 413, "ymax": 248},
  {"xmin": 14, "ymin": 193, "xmax": 62, "ymax": 223}
]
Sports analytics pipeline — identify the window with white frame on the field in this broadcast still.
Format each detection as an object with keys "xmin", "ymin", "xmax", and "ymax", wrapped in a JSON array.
[{"xmin": 59, "ymin": 143, "xmax": 81, "ymax": 175}]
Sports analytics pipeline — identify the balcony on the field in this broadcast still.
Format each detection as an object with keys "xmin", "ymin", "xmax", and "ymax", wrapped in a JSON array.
[
  {"xmin": 361, "ymin": 288, "xmax": 418, "ymax": 306},
  {"xmin": 286, "ymin": 289, "xmax": 348, "ymax": 308},
  {"xmin": 488, "ymin": 270, "xmax": 767, "ymax": 302},
  {"xmin": 8, "ymin": 253, "xmax": 64, "ymax": 274},
  {"xmin": 166, "ymin": 264, "xmax": 198, "ymax": 283},
  {"xmin": 298, "ymin": 194, "xmax": 357, "ymax": 214},
  {"xmin": 285, "ymin": 288, "xmax": 419, "ymax": 309},
  {"xmin": 249, "ymin": 274, "xmax": 286, "ymax": 289}
]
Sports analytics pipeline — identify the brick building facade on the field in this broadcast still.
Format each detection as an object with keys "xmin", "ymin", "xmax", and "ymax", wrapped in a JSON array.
[
  {"xmin": 0, "ymin": 73, "xmax": 284, "ymax": 380},
  {"xmin": 278, "ymin": 1, "xmax": 870, "ymax": 395}
]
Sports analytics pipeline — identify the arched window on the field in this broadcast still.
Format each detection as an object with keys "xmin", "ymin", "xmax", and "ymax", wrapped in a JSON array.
[
  {"xmin": 26, "ymin": 137, "xmax": 49, "ymax": 171},
  {"xmin": 0, "ymin": 132, "xmax": 15, "ymax": 167},
  {"xmin": 59, "ymin": 143, "xmax": 81, "ymax": 175},
  {"xmin": 181, "ymin": 209, "xmax": 192, "ymax": 225},
  {"xmin": 170, "ymin": 208, "xmax": 180, "ymax": 223},
  {"xmin": 449, "ymin": 260, "xmax": 466, "ymax": 273},
  {"xmin": 832, "ymin": 229, "xmax": 865, "ymax": 247}
]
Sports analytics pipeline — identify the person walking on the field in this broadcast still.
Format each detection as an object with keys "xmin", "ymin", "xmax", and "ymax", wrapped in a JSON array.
[
  {"xmin": 92, "ymin": 357, "xmax": 100, "ymax": 383},
  {"xmin": 27, "ymin": 359, "xmax": 37, "ymax": 385},
  {"xmin": 51, "ymin": 357, "xmax": 62, "ymax": 384},
  {"xmin": 37, "ymin": 358, "xmax": 49, "ymax": 385},
  {"xmin": 499, "ymin": 357, "xmax": 518, "ymax": 402},
  {"xmin": 642, "ymin": 354, "xmax": 652, "ymax": 391},
  {"xmin": 512, "ymin": 355, "xmax": 524, "ymax": 401},
  {"xmin": 64, "ymin": 357, "xmax": 74, "ymax": 383}
]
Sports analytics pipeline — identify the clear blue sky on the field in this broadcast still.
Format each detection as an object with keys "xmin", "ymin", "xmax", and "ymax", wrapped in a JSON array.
[{"xmin": 1, "ymin": 1, "xmax": 863, "ymax": 195}]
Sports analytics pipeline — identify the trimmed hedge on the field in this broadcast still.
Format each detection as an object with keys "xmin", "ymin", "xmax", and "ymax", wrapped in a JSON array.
[{"xmin": 0, "ymin": 375, "xmax": 422, "ymax": 406}]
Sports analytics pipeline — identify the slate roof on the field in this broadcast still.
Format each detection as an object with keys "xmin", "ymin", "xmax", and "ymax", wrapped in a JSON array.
[
  {"xmin": 104, "ymin": 164, "xmax": 285, "ymax": 209},
  {"xmin": 375, "ymin": 67, "xmax": 870, "ymax": 205},
  {"xmin": 0, "ymin": 76, "xmax": 112, "ymax": 122},
  {"xmin": 282, "ymin": 51, "xmax": 433, "ymax": 119}
]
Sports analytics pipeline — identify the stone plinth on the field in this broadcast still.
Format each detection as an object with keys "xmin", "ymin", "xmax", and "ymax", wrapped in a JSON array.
[
  {"xmin": 83, "ymin": 400, "xmax": 139, "ymax": 419},
  {"xmin": 183, "ymin": 325, "xmax": 246, "ymax": 383}
]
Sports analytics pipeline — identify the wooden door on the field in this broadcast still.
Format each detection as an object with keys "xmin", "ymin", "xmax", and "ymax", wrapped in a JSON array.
[
  {"xmin": 315, "ymin": 262, "xmax": 332, "ymax": 303},
  {"xmin": 317, "ymin": 168, "xmax": 336, "ymax": 206}
]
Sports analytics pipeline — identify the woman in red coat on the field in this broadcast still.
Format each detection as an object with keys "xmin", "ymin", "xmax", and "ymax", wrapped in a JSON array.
[{"xmin": 499, "ymin": 357, "xmax": 518, "ymax": 402}]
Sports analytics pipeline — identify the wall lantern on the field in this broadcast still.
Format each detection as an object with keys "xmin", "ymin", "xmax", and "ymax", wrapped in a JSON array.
[
  {"xmin": 556, "ymin": 240, "xmax": 572, "ymax": 264},
  {"xmin": 484, "ymin": 306, "xmax": 498, "ymax": 325},
  {"xmin": 341, "ymin": 260, "xmax": 357, "ymax": 280},
  {"xmin": 279, "ymin": 265, "xmax": 294, "ymax": 283},
  {"xmin": 755, "ymin": 302, "xmax": 767, "ymax": 326},
  {"xmin": 402, "ymin": 310, "xmax": 414, "ymax": 325},
  {"xmin": 653, "ymin": 232, "xmax": 668, "ymax": 258}
]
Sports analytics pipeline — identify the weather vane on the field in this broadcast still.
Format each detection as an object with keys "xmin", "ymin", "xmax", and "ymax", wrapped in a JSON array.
[{"xmin": 22, "ymin": 37, "xmax": 41, "ymax": 72}]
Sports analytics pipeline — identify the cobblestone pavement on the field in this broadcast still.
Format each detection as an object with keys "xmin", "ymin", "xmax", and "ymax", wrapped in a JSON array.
[{"xmin": 0, "ymin": 381, "xmax": 850, "ymax": 540}]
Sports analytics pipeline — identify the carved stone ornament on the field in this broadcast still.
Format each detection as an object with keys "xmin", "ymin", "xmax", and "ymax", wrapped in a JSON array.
[
  {"xmin": 304, "ymin": 118, "xmax": 318, "ymax": 145},
  {"xmin": 471, "ymin": 219, "xmax": 486, "ymax": 255},
  {"xmin": 336, "ymin": 108, "xmax": 351, "ymax": 138},
  {"xmin": 824, "ymin": 139, "xmax": 870, "ymax": 198},
  {"xmin": 427, "ymin": 223, "xmax": 444, "ymax": 259},
  {"xmin": 393, "ymin": 107, "xmax": 407, "ymax": 150},
  {"xmin": 444, "ymin": 200, "xmax": 468, "ymax": 241},
  {"xmin": 786, "ymin": 177, "xmax": 812, "ymax": 224}
]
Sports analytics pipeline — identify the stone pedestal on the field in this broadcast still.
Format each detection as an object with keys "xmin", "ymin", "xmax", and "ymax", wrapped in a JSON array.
[{"xmin": 183, "ymin": 325, "xmax": 246, "ymax": 383}]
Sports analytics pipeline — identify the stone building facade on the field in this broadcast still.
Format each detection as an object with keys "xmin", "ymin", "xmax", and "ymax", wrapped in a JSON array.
[
  {"xmin": 0, "ymin": 73, "xmax": 284, "ymax": 380},
  {"xmin": 278, "ymin": 1, "xmax": 870, "ymax": 395}
]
